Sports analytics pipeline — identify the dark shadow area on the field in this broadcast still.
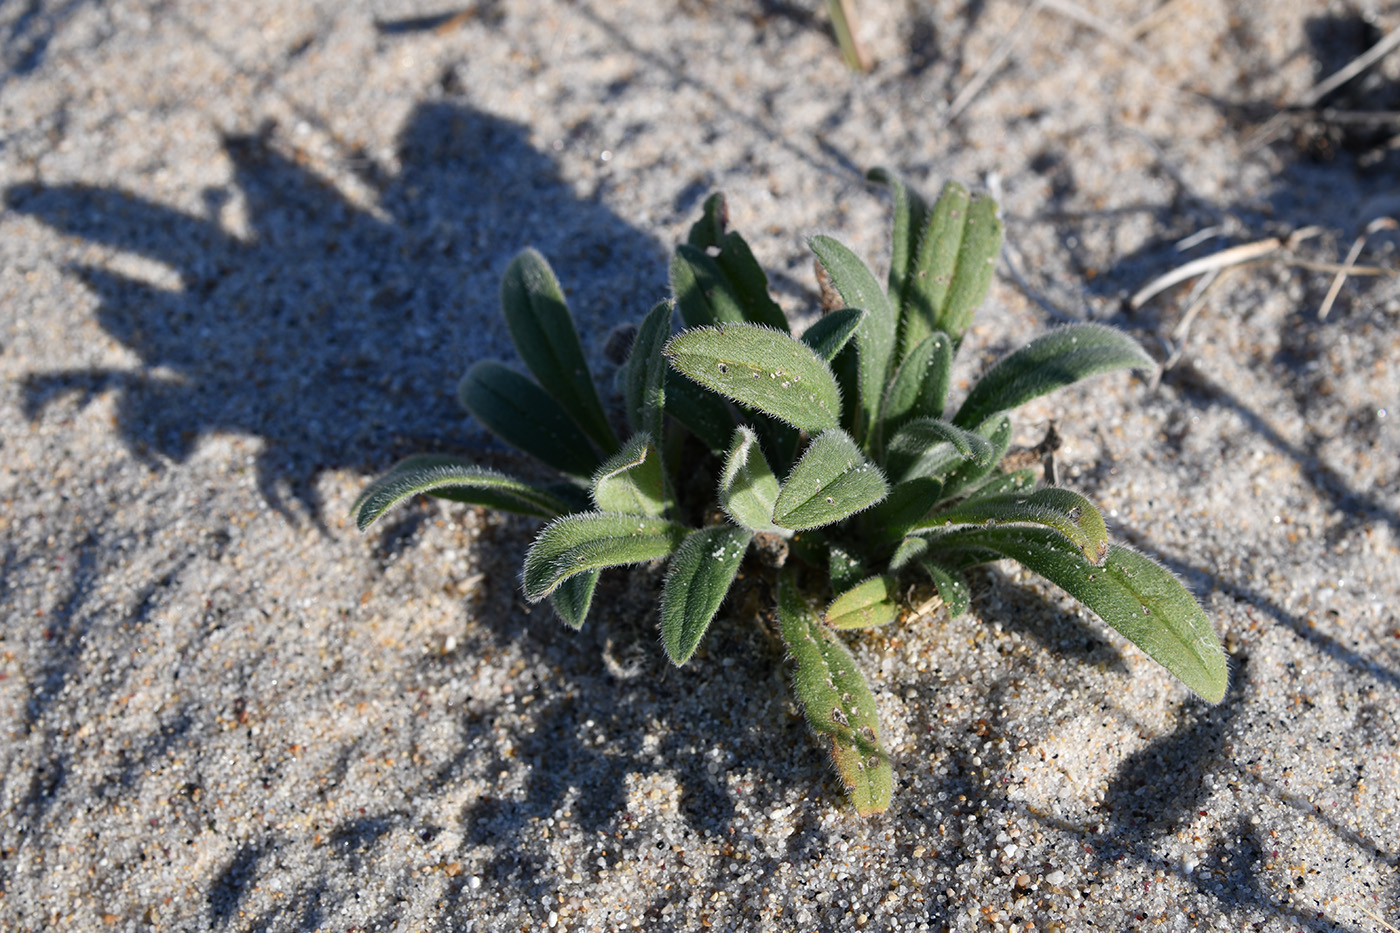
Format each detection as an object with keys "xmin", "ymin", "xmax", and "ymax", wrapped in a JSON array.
[
  {"xmin": 973, "ymin": 570, "xmax": 1131, "ymax": 676},
  {"xmin": 8, "ymin": 100, "xmax": 668, "ymax": 521},
  {"xmin": 1, "ymin": 0, "xmax": 91, "ymax": 79}
]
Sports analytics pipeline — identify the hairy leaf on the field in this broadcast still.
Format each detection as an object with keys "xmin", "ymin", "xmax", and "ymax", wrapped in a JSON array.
[
  {"xmin": 778, "ymin": 574, "xmax": 892, "ymax": 815},
  {"xmin": 876, "ymin": 330, "xmax": 954, "ymax": 452},
  {"xmin": 800, "ymin": 308, "xmax": 866, "ymax": 362},
  {"xmin": 954, "ymin": 323, "xmax": 1155, "ymax": 429},
  {"xmin": 672, "ymin": 243, "xmax": 749, "ymax": 328},
  {"xmin": 713, "ymin": 232, "xmax": 790, "ymax": 331},
  {"xmin": 665, "ymin": 324, "xmax": 842, "ymax": 433},
  {"xmin": 500, "ymin": 249, "xmax": 618, "ymax": 454},
  {"xmin": 957, "ymin": 469, "xmax": 1037, "ymax": 503},
  {"xmin": 550, "ymin": 570, "xmax": 599, "ymax": 630},
  {"xmin": 664, "ymin": 371, "xmax": 737, "ymax": 453},
  {"xmin": 940, "ymin": 414, "xmax": 1013, "ymax": 498},
  {"xmin": 353, "ymin": 455, "xmax": 572, "ymax": 530},
  {"xmin": 938, "ymin": 190, "xmax": 1002, "ymax": 341},
  {"xmin": 809, "ymin": 235, "xmax": 896, "ymax": 443},
  {"xmin": 773, "ymin": 429, "xmax": 890, "ymax": 530},
  {"xmin": 884, "ymin": 417, "xmax": 996, "ymax": 484},
  {"xmin": 922, "ymin": 526, "xmax": 1227, "ymax": 702},
  {"xmin": 458, "ymin": 361, "xmax": 602, "ymax": 480},
  {"xmin": 902, "ymin": 180, "xmax": 969, "ymax": 352},
  {"xmin": 626, "ymin": 301, "xmax": 672, "ymax": 441},
  {"xmin": 826, "ymin": 575, "xmax": 899, "ymax": 630},
  {"xmin": 592, "ymin": 433, "xmax": 669, "ymax": 517},
  {"xmin": 867, "ymin": 167, "xmax": 931, "ymax": 312},
  {"xmin": 661, "ymin": 525, "xmax": 752, "ymax": 665},
  {"xmin": 920, "ymin": 487, "xmax": 1109, "ymax": 565},
  {"xmin": 828, "ymin": 543, "xmax": 867, "ymax": 595},
  {"xmin": 522, "ymin": 512, "xmax": 688, "ymax": 601},
  {"xmin": 720, "ymin": 426, "xmax": 786, "ymax": 534},
  {"xmin": 919, "ymin": 561, "xmax": 971, "ymax": 619},
  {"xmin": 865, "ymin": 476, "xmax": 946, "ymax": 543},
  {"xmin": 686, "ymin": 192, "xmax": 727, "ymax": 249}
]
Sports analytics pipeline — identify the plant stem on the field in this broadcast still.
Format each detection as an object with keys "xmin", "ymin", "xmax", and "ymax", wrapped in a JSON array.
[{"xmin": 826, "ymin": 0, "xmax": 871, "ymax": 72}]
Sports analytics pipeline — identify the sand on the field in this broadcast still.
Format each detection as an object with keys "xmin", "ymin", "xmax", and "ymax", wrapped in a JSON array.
[{"xmin": 1, "ymin": 1, "xmax": 1397, "ymax": 930}]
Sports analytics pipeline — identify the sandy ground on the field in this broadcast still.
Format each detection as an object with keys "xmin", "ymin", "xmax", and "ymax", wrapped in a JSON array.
[{"xmin": 2, "ymin": 1, "xmax": 1398, "ymax": 930}]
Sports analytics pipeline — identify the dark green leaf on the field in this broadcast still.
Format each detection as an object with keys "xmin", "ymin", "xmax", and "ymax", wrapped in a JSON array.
[
  {"xmin": 825, "ymin": 576, "xmax": 899, "ymax": 630},
  {"xmin": 660, "ymin": 525, "xmax": 752, "ymax": 665},
  {"xmin": 719, "ymin": 426, "xmax": 785, "ymax": 534},
  {"xmin": 550, "ymin": 570, "xmax": 599, "ymax": 630},
  {"xmin": 867, "ymin": 167, "xmax": 931, "ymax": 313},
  {"xmin": 918, "ymin": 561, "xmax": 971, "ymax": 619},
  {"xmin": 920, "ymin": 487, "xmax": 1110, "ymax": 565},
  {"xmin": 884, "ymin": 417, "xmax": 996, "ymax": 484},
  {"xmin": 592, "ymin": 433, "xmax": 669, "ymax": 517},
  {"xmin": 940, "ymin": 414, "xmax": 1013, "ymax": 498},
  {"xmin": 673, "ymin": 242, "xmax": 754, "ymax": 328},
  {"xmin": 458, "ymin": 361, "xmax": 602, "ymax": 480},
  {"xmin": 500, "ymin": 249, "xmax": 618, "ymax": 454},
  {"xmin": 865, "ymin": 476, "xmax": 946, "ymax": 543},
  {"xmin": 686, "ymin": 192, "xmax": 728, "ymax": 249},
  {"xmin": 777, "ymin": 573, "xmax": 892, "ymax": 816},
  {"xmin": 626, "ymin": 301, "xmax": 672, "ymax": 441},
  {"xmin": 919, "ymin": 526, "xmax": 1227, "ymax": 702},
  {"xmin": 953, "ymin": 323, "xmax": 1155, "ymax": 429},
  {"xmin": 956, "ymin": 469, "xmax": 1037, "ymax": 503},
  {"xmin": 352, "ymin": 455, "xmax": 573, "ymax": 530},
  {"xmin": 665, "ymin": 324, "xmax": 842, "ymax": 433},
  {"xmin": 903, "ymin": 182, "xmax": 1002, "ymax": 347},
  {"xmin": 828, "ymin": 543, "xmax": 867, "ymax": 595},
  {"xmin": 800, "ymin": 308, "xmax": 866, "ymax": 362},
  {"xmin": 809, "ymin": 235, "xmax": 896, "ymax": 444},
  {"xmin": 522, "ymin": 512, "xmax": 688, "ymax": 601},
  {"xmin": 664, "ymin": 371, "xmax": 736, "ymax": 453},
  {"xmin": 875, "ymin": 330, "xmax": 954, "ymax": 452},
  {"xmin": 713, "ymin": 232, "xmax": 790, "ymax": 331},
  {"xmin": 773, "ymin": 429, "xmax": 890, "ymax": 530}
]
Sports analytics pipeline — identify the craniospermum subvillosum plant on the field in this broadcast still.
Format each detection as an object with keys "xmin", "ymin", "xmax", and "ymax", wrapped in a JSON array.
[{"xmin": 352, "ymin": 168, "xmax": 1228, "ymax": 815}]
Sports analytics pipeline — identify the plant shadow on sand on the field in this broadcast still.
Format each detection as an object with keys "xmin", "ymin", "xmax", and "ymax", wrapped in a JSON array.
[{"xmin": 8, "ymin": 98, "xmax": 667, "ymax": 524}]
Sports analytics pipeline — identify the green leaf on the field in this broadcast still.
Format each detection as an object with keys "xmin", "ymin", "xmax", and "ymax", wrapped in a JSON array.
[
  {"xmin": 773, "ymin": 429, "xmax": 890, "ymax": 530},
  {"xmin": 719, "ymin": 426, "xmax": 786, "ymax": 535},
  {"xmin": 939, "ymin": 190, "xmax": 1001, "ymax": 342},
  {"xmin": 672, "ymin": 243, "xmax": 751, "ymax": 328},
  {"xmin": 458, "ymin": 361, "xmax": 602, "ymax": 480},
  {"xmin": 660, "ymin": 525, "xmax": 752, "ymax": 665},
  {"xmin": 500, "ymin": 249, "xmax": 618, "ymax": 454},
  {"xmin": 865, "ymin": 476, "xmax": 946, "ymax": 543},
  {"xmin": 921, "ymin": 526, "xmax": 1227, "ymax": 702},
  {"xmin": 940, "ymin": 414, "xmax": 1013, "ymax": 498},
  {"xmin": 956, "ymin": 469, "xmax": 1037, "ymax": 502},
  {"xmin": 904, "ymin": 182, "xmax": 1002, "ymax": 347},
  {"xmin": 953, "ymin": 323, "xmax": 1155, "ymax": 429},
  {"xmin": 352, "ymin": 455, "xmax": 573, "ymax": 530},
  {"xmin": 875, "ymin": 330, "xmax": 954, "ymax": 452},
  {"xmin": 713, "ymin": 232, "xmax": 790, "ymax": 332},
  {"xmin": 867, "ymin": 167, "xmax": 931, "ymax": 312},
  {"xmin": 888, "ymin": 536, "xmax": 928, "ymax": 571},
  {"xmin": 592, "ymin": 433, "xmax": 669, "ymax": 517},
  {"xmin": 918, "ymin": 561, "xmax": 971, "ymax": 619},
  {"xmin": 800, "ymin": 308, "xmax": 866, "ymax": 362},
  {"xmin": 687, "ymin": 192, "xmax": 728, "ymax": 249},
  {"xmin": 809, "ymin": 235, "xmax": 896, "ymax": 444},
  {"xmin": 626, "ymin": 301, "xmax": 672, "ymax": 441},
  {"xmin": 884, "ymin": 417, "xmax": 996, "ymax": 484},
  {"xmin": 825, "ymin": 576, "xmax": 900, "ymax": 630},
  {"xmin": 664, "ymin": 371, "xmax": 736, "ymax": 453},
  {"xmin": 664, "ymin": 323, "xmax": 842, "ymax": 434},
  {"xmin": 777, "ymin": 573, "xmax": 892, "ymax": 816},
  {"xmin": 550, "ymin": 570, "xmax": 599, "ymax": 630},
  {"xmin": 828, "ymin": 543, "xmax": 867, "ymax": 595},
  {"xmin": 522, "ymin": 512, "xmax": 688, "ymax": 601},
  {"xmin": 920, "ymin": 487, "xmax": 1110, "ymax": 565}
]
